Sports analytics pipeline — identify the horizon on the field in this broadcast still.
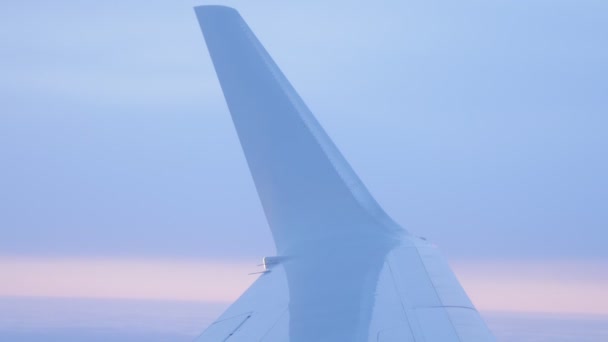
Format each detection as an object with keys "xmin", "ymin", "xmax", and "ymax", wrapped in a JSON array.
[{"xmin": 2, "ymin": 296, "xmax": 608, "ymax": 341}]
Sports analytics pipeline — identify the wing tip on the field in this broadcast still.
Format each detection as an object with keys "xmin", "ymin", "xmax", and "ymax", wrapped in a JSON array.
[
  {"xmin": 194, "ymin": 5, "xmax": 243, "ymax": 32},
  {"xmin": 194, "ymin": 5, "xmax": 239, "ymax": 16}
]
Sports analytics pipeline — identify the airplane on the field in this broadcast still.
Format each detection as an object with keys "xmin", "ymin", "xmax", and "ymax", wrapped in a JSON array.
[{"xmin": 193, "ymin": 5, "xmax": 494, "ymax": 341}]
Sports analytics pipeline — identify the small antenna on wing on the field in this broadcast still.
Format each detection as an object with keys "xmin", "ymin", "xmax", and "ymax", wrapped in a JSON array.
[{"xmin": 248, "ymin": 256, "xmax": 289, "ymax": 275}]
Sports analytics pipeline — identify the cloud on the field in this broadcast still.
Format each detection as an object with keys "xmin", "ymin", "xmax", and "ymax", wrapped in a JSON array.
[
  {"xmin": 0, "ymin": 257, "xmax": 256, "ymax": 302},
  {"xmin": 453, "ymin": 260, "xmax": 608, "ymax": 315},
  {"xmin": 1, "ymin": 257, "xmax": 607, "ymax": 315}
]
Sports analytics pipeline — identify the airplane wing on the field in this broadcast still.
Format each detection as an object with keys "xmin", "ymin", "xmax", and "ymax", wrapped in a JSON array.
[{"xmin": 193, "ymin": 5, "xmax": 494, "ymax": 341}]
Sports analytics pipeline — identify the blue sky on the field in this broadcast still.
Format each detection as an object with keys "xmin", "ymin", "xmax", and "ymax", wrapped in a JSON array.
[
  {"xmin": 1, "ymin": 0, "xmax": 607, "ymax": 328},
  {"xmin": 1, "ymin": 0, "xmax": 606, "ymax": 261}
]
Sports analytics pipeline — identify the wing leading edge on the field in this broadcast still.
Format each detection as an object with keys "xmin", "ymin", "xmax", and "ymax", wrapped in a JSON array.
[{"xmin": 194, "ymin": 5, "xmax": 494, "ymax": 342}]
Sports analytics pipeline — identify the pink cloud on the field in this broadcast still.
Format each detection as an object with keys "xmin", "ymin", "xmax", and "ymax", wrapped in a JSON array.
[{"xmin": 1, "ymin": 257, "xmax": 606, "ymax": 315}]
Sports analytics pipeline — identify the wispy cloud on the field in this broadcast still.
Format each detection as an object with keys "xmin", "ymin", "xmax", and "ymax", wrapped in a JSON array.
[
  {"xmin": 453, "ymin": 260, "xmax": 608, "ymax": 315},
  {"xmin": 2, "ymin": 257, "xmax": 607, "ymax": 315},
  {"xmin": 0, "ymin": 257, "xmax": 256, "ymax": 302}
]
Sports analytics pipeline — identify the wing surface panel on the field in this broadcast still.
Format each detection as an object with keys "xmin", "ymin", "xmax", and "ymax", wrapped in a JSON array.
[
  {"xmin": 195, "ymin": 240, "xmax": 493, "ymax": 341},
  {"xmin": 194, "ymin": 265, "xmax": 289, "ymax": 341},
  {"xmin": 386, "ymin": 239, "xmax": 494, "ymax": 341}
]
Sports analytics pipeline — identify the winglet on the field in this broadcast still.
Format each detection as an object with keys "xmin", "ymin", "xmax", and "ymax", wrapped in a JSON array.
[{"xmin": 194, "ymin": 6, "xmax": 404, "ymax": 254}]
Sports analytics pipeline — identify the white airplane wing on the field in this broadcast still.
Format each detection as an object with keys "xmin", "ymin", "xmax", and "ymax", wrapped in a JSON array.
[{"xmin": 193, "ymin": 5, "xmax": 494, "ymax": 341}]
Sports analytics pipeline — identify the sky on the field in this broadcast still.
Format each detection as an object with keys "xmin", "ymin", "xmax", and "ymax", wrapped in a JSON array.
[{"xmin": 0, "ymin": 0, "xmax": 607, "ymax": 340}]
